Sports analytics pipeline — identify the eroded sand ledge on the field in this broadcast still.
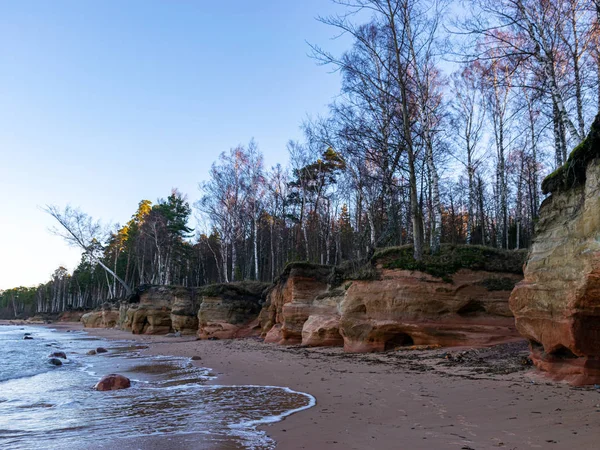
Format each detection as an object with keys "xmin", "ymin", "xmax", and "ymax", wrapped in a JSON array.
[{"xmin": 36, "ymin": 322, "xmax": 600, "ymax": 450}]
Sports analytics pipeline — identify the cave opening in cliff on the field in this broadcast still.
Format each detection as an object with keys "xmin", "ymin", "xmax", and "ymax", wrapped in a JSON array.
[
  {"xmin": 384, "ymin": 333, "xmax": 414, "ymax": 351},
  {"xmin": 550, "ymin": 346, "xmax": 578, "ymax": 359},
  {"xmin": 457, "ymin": 300, "xmax": 486, "ymax": 316}
]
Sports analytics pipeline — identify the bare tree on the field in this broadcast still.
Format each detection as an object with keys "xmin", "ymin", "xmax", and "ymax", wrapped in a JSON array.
[
  {"xmin": 464, "ymin": 0, "xmax": 584, "ymax": 145},
  {"xmin": 450, "ymin": 66, "xmax": 486, "ymax": 245},
  {"xmin": 44, "ymin": 205, "xmax": 132, "ymax": 296},
  {"xmin": 312, "ymin": 0, "xmax": 453, "ymax": 260}
]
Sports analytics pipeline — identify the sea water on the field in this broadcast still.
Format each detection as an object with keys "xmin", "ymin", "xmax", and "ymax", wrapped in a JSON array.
[{"xmin": 0, "ymin": 325, "xmax": 314, "ymax": 449}]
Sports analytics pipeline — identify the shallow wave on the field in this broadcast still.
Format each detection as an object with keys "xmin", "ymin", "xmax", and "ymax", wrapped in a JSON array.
[
  {"xmin": 0, "ymin": 326, "xmax": 315, "ymax": 450},
  {"xmin": 229, "ymin": 385, "xmax": 317, "ymax": 428}
]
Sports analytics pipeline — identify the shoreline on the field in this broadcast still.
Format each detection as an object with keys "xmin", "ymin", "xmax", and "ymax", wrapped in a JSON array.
[{"xmin": 4, "ymin": 321, "xmax": 600, "ymax": 449}]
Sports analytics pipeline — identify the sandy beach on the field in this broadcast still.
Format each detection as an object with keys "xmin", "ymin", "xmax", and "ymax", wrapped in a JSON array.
[{"xmin": 6, "ymin": 321, "xmax": 589, "ymax": 450}]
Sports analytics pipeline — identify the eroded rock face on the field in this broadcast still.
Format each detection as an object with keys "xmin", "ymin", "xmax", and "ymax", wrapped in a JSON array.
[
  {"xmin": 260, "ymin": 261, "xmax": 522, "ymax": 351},
  {"xmin": 301, "ymin": 314, "xmax": 343, "ymax": 347},
  {"xmin": 113, "ymin": 283, "xmax": 269, "ymax": 338},
  {"xmin": 81, "ymin": 311, "xmax": 102, "ymax": 328},
  {"xmin": 127, "ymin": 286, "xmax": 199, "ymax": 335},
  {"xmin": 171, "ymin": 290, "xmax": 200, "ymax": 335},
  {"xmin": 94, "ymin": 374, "xmax": 131, "ymax": 391},
  {"xmin": 510, "ymin": 158, "xmax": 600, "ymax": 385},
  {"xmin": 259, "ymin": 264, "xmax": 332, "ymax": 345},
  {"xmin": 81, "ymin": 304, "xmax": 120, "ymax": 329},
  {"xmin": 340, "ymin": 269, "xmax": 520, "ymax": 352},
  {"xmin": 198, "ymin": 283, "xmax": 269, "ymax": 340},
  {"xmin": 58, "ymin": 311, "xmax": 86, "ymax": 322}
]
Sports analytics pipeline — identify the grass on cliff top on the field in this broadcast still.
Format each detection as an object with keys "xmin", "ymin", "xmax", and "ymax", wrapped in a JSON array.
[
  {"xmin": 373, "ymin": 244, "xmax": 527, "ymax": 281},
  {"xmin": 277, "ymin": 261, "xmax": 334, "ymax": 283},
  {"xmin": 197, "ymin": 281, "xmax": 271, "ymax": 299},
  {"xmin": 542, "ymin": 113, "xmax": 600, "ymax": 195},
  {"xmin": 130, "ymin": 282, "xmax": 271, "ymax": 303}
]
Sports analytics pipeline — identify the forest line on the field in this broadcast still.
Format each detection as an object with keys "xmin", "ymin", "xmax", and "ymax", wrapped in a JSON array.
[{"xmin": 2, "ymin": 0, "xmax": 599, "ymax": 316}]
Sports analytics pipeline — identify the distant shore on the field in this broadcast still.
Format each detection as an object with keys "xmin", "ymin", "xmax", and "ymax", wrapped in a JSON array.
[{"xmin": 4, "ymin": 320, "xmax": 600, "ymax": 449}]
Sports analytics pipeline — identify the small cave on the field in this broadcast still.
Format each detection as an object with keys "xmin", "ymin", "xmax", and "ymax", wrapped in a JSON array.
[
  {"xmin": 384, "ymin": 333, "xmax": 414, "ymax": 351},
  {"xmin": 457, "ymin": 300, "xmax": 486, "ymax": 316},
  {"xmin": 549, "ymin": 345, "xmax": 578, "ymax": 360},
  {"xmin": 350, "ymin": 304, "xmax": 367, "ymax": 314}
]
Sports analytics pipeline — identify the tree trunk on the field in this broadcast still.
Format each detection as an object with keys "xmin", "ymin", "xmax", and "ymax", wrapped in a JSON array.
[
  {"xmin": 94, "ymin": 258, "xmax": 132, "ymax": 296},
  {"xmin": 543, "ymin": 58, "xmax": 582, "ymax": 143},
  {"xmin": 426, "ymin": 140, "xmax": 442, "ymax": 254},
  {"xmin": 467, "ymin": 162, "xmax": 474, "ymax": 245},
  {"xmin": 253, "ymin": 214, "xmax": 259, "ymax": 280}
]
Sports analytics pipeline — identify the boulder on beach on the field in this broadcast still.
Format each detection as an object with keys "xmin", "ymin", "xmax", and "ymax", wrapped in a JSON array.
[
  {"xmin": 87, "ymin": 350, "xmax": 97, "ymax": 355},
  {"xmin": 96, "ymin": 347, "xmax": 108, "ymax": 354},
  {"xmin": 191, "ymin": 355, "xmax": 202, "ymax": 361},
  {"xmin": 94, "ymin": 374, "xmax": 131, "ymax": 391},
  {"xmin": 48, "ymin": 358, "xmax": 63, "ymax": 366},
  {"xmin": 49, "ymin": 351, "xmax": 67, "ymax": 359}
]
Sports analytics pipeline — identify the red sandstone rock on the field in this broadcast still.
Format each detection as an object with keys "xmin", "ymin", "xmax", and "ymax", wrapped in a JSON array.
[
  {"xmin": 510, "ymin": 158, "xmax": 600, "ymax": 385},
  {"xmin": 340, "ymin": 269, "xmax": 520, "ymax": 352},
  {"xmin": 260, "ymin": 263, "xmax": 522, "ymax": 352},
  {"xmin": 197, "ymin": 283, "xmax": 268, "ymax": 340},
  {"xmin": 259, "ymin": 264, "xmax": 332, "ymax": 345},
  {"xmin": 302, "ymin": 315, "xmax": 343, "ymax": 347},
  {"xmin": 81, "ymin": 304, "xmax": 119, "ymax": 329},
  {"xmin": 94, "ymin": 374, "xmax": 131, "ymax": 391},
  {"xmin": 58, "ymin": 311, "xmax": 85, "ymax": 322},
  {"xmin": 264, "ymin": 323, "xmax": 283, "ymax": 344}
]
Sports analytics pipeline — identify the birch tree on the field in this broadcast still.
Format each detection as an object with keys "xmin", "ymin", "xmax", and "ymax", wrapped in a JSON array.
[
  {"xmin": 44, "ymin": 205, "xmax": 133, "ymax": 296},
  {"xmin": 450, "ymin": 67, "xmax": 486, "ymax": 245},
  {"xmin": 465, "ymin": 0, "xmax": 584, "ymax": 147}
]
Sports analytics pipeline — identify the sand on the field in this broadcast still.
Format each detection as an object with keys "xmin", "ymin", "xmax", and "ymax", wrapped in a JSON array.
[{"xmin": 5, "ymin": 321, "xmax": 600, "ymax": 449}]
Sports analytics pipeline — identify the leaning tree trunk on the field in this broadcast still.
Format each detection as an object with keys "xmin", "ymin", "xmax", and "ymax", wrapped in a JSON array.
[
  {"xmin": 96, "ymin": 259, "xmax": 131, "ymax": 296},
  {"xmin": 543, "ymin": 59, "xmax": 582, "ymax": 143}
]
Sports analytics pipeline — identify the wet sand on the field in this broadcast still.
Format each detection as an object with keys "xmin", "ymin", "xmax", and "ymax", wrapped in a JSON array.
[{"xmin": 7, "ymin": 321, "xmax": 600, "ymax": 450}]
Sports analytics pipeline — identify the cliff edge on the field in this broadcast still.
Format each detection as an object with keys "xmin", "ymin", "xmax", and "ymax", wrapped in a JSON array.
[{"xmin": 510, "ymin": 115, "xmax": 600, "ymax": 385}]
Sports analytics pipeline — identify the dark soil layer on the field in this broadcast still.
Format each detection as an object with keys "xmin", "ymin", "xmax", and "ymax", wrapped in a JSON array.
[{"xmin": 373, "ymin": 244, "xmax": 527, "ymax": 282}]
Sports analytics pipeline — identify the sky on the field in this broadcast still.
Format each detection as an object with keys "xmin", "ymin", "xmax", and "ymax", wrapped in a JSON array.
[{"xmin": 0, "ymin": 1, "xmax": 354, "ymax": 289}]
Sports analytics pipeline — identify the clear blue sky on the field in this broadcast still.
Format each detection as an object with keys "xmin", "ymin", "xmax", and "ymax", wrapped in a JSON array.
[{"xmin": 0, "ymin": 1, "xmax": 352, "ymax": 289}]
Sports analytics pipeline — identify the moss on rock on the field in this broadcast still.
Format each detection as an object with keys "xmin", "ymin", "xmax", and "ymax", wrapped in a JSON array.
[
  {"xmin": 374, "ymin": 244, "xmax": 527, "ymax": 282},
  {"xmin": 276, "ymin": 262, "xmax": 333, "ymax": 284},
  {"xmin": 542, "ymin": 113, "xmax": 600, "ymax": 195},
  {"xmin": 197, "ymin": 281, "xmax": 271, "ymax": 300}
]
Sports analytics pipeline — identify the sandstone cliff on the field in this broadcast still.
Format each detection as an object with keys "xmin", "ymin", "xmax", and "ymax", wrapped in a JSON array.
[
  {"xmin": 259, "ymin": 263, "xmax": 335, "ymax": 345},
  {"xmin": 86, "ymin": 283, "xmax": 269, "ymax": 338},
  {"xmin": 510, "ymin": 117, "xmax": 600, "ymax": 385},
  {"xmin": 80, "ymin": 248, "xmax": 525, "ymax": 355},
  {"xmin": 197, "ymin": 282, "xmax": 268, "ymax": 339},
  {"xmin": 126, "ymin": 285, "xmax": 197, "ymax": 335},
  {"xmin": 260, "ymin": 246, "xmax": 525, "ymax": 352},
  {"xmin": 81, "ymin": 303, "xmax": 120, "ymax": 328}
]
